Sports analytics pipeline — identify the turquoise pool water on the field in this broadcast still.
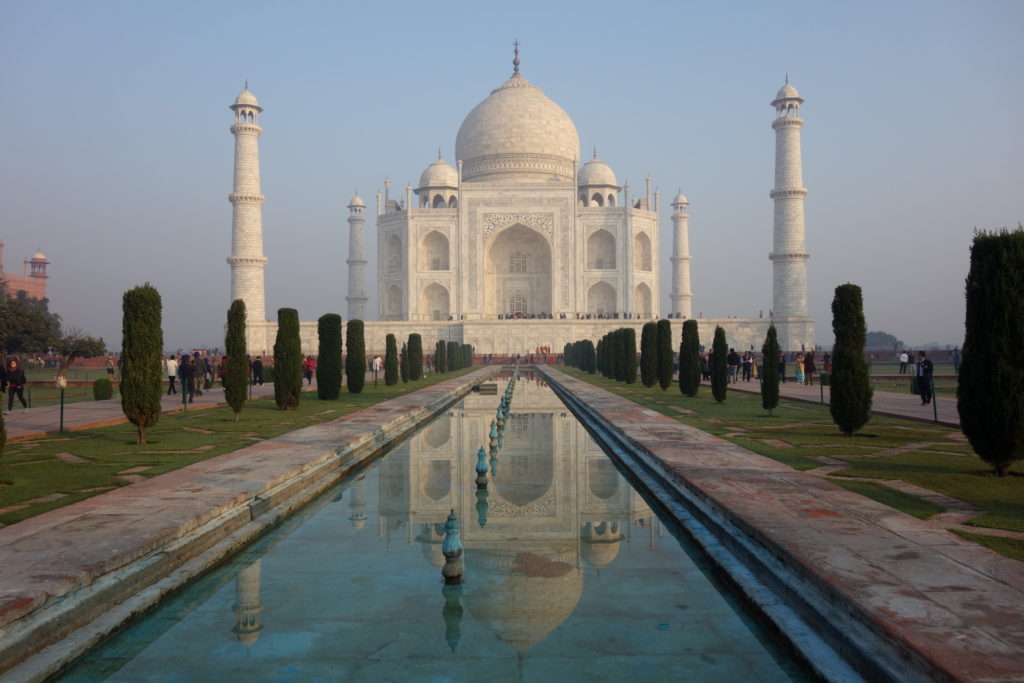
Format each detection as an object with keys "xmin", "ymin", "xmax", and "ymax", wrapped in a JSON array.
[{"xmin": 61, "ymin": 374, "xmax": 806, "ymax": 681}]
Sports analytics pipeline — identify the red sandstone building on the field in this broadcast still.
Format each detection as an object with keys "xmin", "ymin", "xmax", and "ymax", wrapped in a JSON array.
[{"xmin": 0, "ymin": 242, "xmax": 49, "ymax": 300}]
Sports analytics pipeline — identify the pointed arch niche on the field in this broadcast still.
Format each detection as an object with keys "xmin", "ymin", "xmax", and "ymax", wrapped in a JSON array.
[
  {"xmin": 634, "ymin": 283, "xmax": 652, "ymax": 318},
  {"xmin": 419, "ymin": 231, "xmax": 449, "ymax": 271},
  {"xmin": 587, "ymin": 281, "xmax": 616, "ymax": 315},
  {"xmin": 587, "ymin": 229, "xmax": 616, "ymax": 270},
  {"xmin": 420, "ymin": 282, "xmax": 450, "ymax": 321},
  {"xmin": 483, "ymin": 224, "xmax": 552, "ymax": 317},
  {"xmin": 634, "ymin": 232, "xmax": 652, "ymax": 271}
]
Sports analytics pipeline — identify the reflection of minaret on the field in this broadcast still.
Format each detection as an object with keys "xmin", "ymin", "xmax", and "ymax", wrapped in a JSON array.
[
  {"xmin": 348, "ymin": 478, "xmax": 367, "ymax": 533},
  {"xmin": 441, "ymin": 584, "xmax": 464, "ymax": 652},
  {"xmin": 232, "ymin": 559, "xmax": 264, "ymax": 646}
]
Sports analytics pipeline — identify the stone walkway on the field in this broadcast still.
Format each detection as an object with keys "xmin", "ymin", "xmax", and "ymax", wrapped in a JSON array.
[{"xmin": 541, "ymin": 367, "xmax": 1024, "ymax": 682}]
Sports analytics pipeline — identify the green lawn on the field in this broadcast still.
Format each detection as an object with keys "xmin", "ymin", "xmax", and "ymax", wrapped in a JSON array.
[
  {"xmin": 0, "ymin": 369, "xmax": 473, "ymax": 525},
  {"xmin": 556, "ymin": 366, "xmax": 1023, "ymax": 559}
]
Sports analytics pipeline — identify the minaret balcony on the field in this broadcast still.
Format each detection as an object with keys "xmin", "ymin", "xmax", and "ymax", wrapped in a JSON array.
[
  {"xmin": 768, "ymin": 252, "xmax": 810, "ymax": 261},
  {"xmin": 229, "ymin": 193, "xmax": 266, "ymax": 204},
  {"xmin": 771, "ymin": 118, "xmax": 804, "ymax": 129},
  {"xmin": 769, "ymin": 188, "xmax": 807, "ymax": 200},
  {"xmin": 230, "ymin": 123, "xmax": 263, "ymax": 135}
]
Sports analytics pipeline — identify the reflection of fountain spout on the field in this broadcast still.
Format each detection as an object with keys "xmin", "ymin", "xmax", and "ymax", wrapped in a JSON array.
[
  {"xmin": 441, "ymin": 509, "xmax": 464, "ymax": 585},
  {"xmin": 489, "ymin": 420, "xmax": 499, "ymax": 448},
  {"xmin": 475, "ymin": 488, "xmax": 489, "ymax": 528},
  {"xmin": 489, "ymin": 446, "xmax": 499, "ymax": 479},
  {"xmin": 475, "ymin": 446, "xmax": 489, "ymax": 491},
  {"xmin": 442, "ymin": 583, "xmax": 464, "ymax": 652}
]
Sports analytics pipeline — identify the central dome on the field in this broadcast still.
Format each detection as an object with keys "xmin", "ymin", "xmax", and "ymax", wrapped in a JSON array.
[{"xmin": 456, "ymin": 71, "xmax": 580, "ymax": 183}]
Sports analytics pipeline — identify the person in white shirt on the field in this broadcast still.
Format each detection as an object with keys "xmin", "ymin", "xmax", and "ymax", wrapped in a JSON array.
[{"xmin": 164, "ymin": 355, "xmax": 179, "ymax": 395}]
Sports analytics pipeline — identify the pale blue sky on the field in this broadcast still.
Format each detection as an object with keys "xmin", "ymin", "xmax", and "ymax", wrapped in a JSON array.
[{"xmin": 1, "ymin": 0, "xmax": 1020, "ymax": 351}]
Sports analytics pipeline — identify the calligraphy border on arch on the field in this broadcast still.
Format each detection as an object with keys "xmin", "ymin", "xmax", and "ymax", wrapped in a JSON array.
[{"xmin": 481, "ymin": 212, "xmax": 554, "ymax": 241}]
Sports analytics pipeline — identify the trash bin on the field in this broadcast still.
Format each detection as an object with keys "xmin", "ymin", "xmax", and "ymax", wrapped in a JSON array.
[{"xmin": 910, "ymin": 376, "xmax": 919, "ymax": 395}]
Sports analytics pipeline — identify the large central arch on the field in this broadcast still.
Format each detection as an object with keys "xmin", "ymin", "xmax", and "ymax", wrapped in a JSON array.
[{"xmin": 484, "ymin": 224, "xmax": 552, "ymax": 317}]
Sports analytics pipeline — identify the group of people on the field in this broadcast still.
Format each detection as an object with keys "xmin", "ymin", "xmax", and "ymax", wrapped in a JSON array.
[{"xmin": 695, "ymin": 349, "xmax": 832, "ymax": 386}]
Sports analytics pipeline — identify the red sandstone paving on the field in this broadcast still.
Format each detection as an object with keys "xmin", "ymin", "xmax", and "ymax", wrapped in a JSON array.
[{"xmin": 541, "ymin": 367, "xmax": 1024, "ymax": 681}]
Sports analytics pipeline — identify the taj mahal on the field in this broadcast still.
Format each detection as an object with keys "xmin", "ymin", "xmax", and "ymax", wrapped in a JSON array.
[{"xmin": 228, "ymin": 48, "xmax": 813, "ymax": 356}]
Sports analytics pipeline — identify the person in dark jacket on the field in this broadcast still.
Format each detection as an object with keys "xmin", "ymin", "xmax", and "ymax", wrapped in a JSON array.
[
  {"xmin": 5, "ymin": 359, "xmax": 28, "ymax": 413},
  {"xmin": 917, "ymin": 351, "xmax": 934, "ymax": 405}
]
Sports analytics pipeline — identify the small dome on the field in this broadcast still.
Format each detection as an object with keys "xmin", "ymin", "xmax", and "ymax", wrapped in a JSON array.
[
  {"xmin": 31, "ymin": 250, "xmax": 47, "ymax": 261},
  {"xmin": 233, "ymin": 86, "xmax": 261, "ymax": 109},
  {"xmin": 773, "ymin": 81, "xmax": 803, "ymax": 105},
  {"xmin": 348, "ymin": 193, "xmax": 365, "ymax": 208},
  {"xmin": 578, "ymin": 158, "xmax": 618, "ymax": 187},
  {"xmin": 418, "ymin": 158, "xmax": 458, "ymax": 189},
  {"xmin": 672, "ymin": 192, "xmax": 688, "ymax": 205}
]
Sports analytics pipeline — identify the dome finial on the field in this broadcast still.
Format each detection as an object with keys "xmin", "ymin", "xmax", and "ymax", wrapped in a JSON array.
[
  {"xmin": 438, "ymin": 146, "xmax": 443, "ymax": 161},
  {"xmin": 244, "ymin": 79, "xmax": 248, "ymax": 90},
  {"xmin": 512, "ymin": 39, "xmax": 520, "ymax": 74},
  {"xmin": 592, "ymin": 146, "xmax": 597, "ymax": 160},
  {"xmin": 785, "ymin": 72, "xmax": 789, "ymax": 85}
]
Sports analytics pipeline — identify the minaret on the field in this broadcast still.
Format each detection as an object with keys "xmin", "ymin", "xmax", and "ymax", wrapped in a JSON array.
[
  {"xmin": 227, "ymin": 83, "xmax": 268, "ymax": 322},
  {"xmin": 769, "ymin": 77, "xmax": 809, "ymax": 318},
  {"xmin": 346, "ymin": 193, "xmax": 368, "ymax": 319},
  {"xmin": 670, "ymin": 192, "xmax": 692, "ymax": 318}
]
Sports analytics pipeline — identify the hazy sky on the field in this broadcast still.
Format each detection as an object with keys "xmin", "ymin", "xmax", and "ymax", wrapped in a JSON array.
[{"xmin": 1, "ymin": 1, "xmax": 1020, "ymax": 351}]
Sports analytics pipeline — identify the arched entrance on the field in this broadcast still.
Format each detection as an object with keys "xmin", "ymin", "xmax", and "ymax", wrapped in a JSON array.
[
  {"xmin": 587, "ymin": 281, "xmax": 616, "ymax": 316},
  {"xmin": 484, "ymin": 224, "xmax": 552, "ymax": 317},
  {"xmin": 420, "ymin": 282, "xmax": 450, "ymax": 321},
  {"xmin": 634, "ymin": 283, "xmax": 652, "ymax": 318}
]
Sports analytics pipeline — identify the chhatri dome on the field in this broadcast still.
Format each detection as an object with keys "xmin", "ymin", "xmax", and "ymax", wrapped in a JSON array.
[
  {"xmin": 233, "ymin": 82, "xmax": 261, "ymax": 109},
  {"xmin": 455, "ymin": 44, "xmax": 580, "ymax": 182},
  {"xmin": 419, "ymin": 155, "xmax": 458, "ymax": 188},
  {"xmin": 578, "ymin": 154, "xmax": 618, "ymax": 187}
]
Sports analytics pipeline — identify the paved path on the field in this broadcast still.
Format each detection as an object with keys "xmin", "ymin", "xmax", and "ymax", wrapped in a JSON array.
[
  {"xmin": 542, "ymin": 367, "xmax": 1024, "ymax": 682},
  {"xmin": 713, "ymin": 376, "xmax": 960, "ymax": 426}
]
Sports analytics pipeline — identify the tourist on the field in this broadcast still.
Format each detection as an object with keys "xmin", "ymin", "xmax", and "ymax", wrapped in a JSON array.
[
  {"xmin": 105, "ymin": 355, "xmax": 116, "ymax": 379},
  {"xmin": 251, "ymin": 357, "xmax": 264, "ymax": 385},
  {"xmin": 795, "ymin": 353, "xmax": 805, "ymax": 384},
  {"xmin": 898, "ymin": 350, "xmax": 909, "ymax": 375},
  {"xmin": 190, "ymin": 353, "xmax": 204, "ymax": 397},
  {"xmin": 303, "ymin": 356, "xmax": 316, "ymax": 385},
  {"xmin": 219, "ymin": 356, "xmax": 229, "ymax": 386},
  {"xmin": 741, "ymin": 352, "xmax": 752, "ymax": 381},
  {"xmin": 778, "ymin": 352, "xmax": 786, "ymax": 383},
  {"xmin": 822, "ymin": 352, "xmax": 832, "ymax": 373},
  {"xmin": 165, "ymin": 355, "xmax": 178, "ymax": 395},
  {"xmin": 727, "ymin": 348, "xmax": 740, "ymax": 383},
  {"xmin": 4, "ymin": 359, "xmax": 28, "ymax": 414},
  {"xmin": 804, "ymin": 351, "xmax": 816, "ymax": 386},
  {"xmin": 917, "ymin": 351, "xmax": 934, "ymax": 405},
  {"xmin": 179, "ymin": 354, "xmax": 196, "ymax": 403},
  {"xmin": 951, "ymin": 347, "xmax": 961, "ymax": 374}
]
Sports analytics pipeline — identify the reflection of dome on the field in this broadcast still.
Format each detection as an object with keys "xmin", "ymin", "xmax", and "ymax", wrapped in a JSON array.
[
  {"xmin": 419, "ymin": 158, "xmax": 458, "ymax": 188},
  {"xmin": 578, "ymin": 158, "xmax": 617, "ymax": 187},
  {"xmin": 465, "ymin": 548, "xmax": 583, "ymax": 654},
  {"xmin": 581, "ymin": 521, "xmax": 624, "ymax": 569},
  {"xmin": 417, "ymin": 523, "xmax": 446, "ymax": 568},
  {"xmin": 587, "ymin": 459, "xmax": 620, "ymax": 500},
  {"xmin": 456, "ymin": 71, "xmax": 580, "ymax": 183}
]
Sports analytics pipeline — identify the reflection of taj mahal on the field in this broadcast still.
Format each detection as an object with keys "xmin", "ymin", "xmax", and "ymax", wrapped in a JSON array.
[{"xmin": 229, "ymin": 47, "xmax": 814, "ymax": 353}]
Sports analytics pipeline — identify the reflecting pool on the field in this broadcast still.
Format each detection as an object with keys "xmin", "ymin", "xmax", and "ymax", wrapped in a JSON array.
[{"xmin": 62, "ymin": 373, "xmax": 807, "ymax": 681}]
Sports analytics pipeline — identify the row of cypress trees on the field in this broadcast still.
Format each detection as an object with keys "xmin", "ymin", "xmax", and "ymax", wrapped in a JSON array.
[
  {"xmin": 595, "ymin": 328, "xmax": 638, "ymax": 383},
  {"xmin": 563, "ymin": 339, "xmax": 596, "ymax": 373}
]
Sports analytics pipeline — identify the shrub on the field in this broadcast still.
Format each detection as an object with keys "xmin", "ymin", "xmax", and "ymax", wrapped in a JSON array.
[
  {"xmin": 435, "ymin": 340, "xmax": 447, "ymax": 373},
  {"xmin": 384, "ymin": 334, "xmax": 399, "ymax": 386},
  {"xmin": 639, "ymin": 322, "xmax": 657, "ymax": 387},
  {"xmin": 121, "ymin": 284, "xmax": 163, "ymax": 444},
  {"xmin": 345, "ymin": 319, "xmax": 366, "ymax": 394},
  {"xmin": 408, "ymin": 334, "xmax": 423, "ymax": 381},
  {"xmin": 679, "ymin": 320, "xmax": 700, "ymax": 397},
  {"xmin": 93, "ymin": 377, "xmax": 113, "ymax": 400},
  {"xmin": 225, "ymin": 299, "xmax": 248, "ymax": 419},
  {"xmin": 830, "ymin": 284, "xmax": 873, "ymax": 435},
  {"xmin": 273, "ymin": 308, "xmax": 302, "ymax": 410},
  {"xmin": 760, "ymin": 325, "xmax": 780, "ymax": 416},
  {"xmin": 958, "ymin": 228, "xmax": 1024, "ymax": 476},
  {"xmin": 711, "ymin": 326, "xmax": 728, "ymax": 403},
  {"xmin": 656, "ymin": 319, "xmax": 674, "ymax": 390},
  {"xmin": 316, "ymin": 313, "xmax": 342, "ymax": 399},
  {"xmin": 447, "ymin": 341, "xmax": 459, "ymax": 371}
]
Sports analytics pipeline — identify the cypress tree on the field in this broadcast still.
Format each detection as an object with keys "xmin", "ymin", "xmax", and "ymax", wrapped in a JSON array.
[
  {"xmin": 225, "ymin": 299, "xmax": 248, "ymax": 420},
  {"xmin": 384, "ymin": 333, "xmax": 399, "ymax": 385},
  {"xmin": 958, "ymin": 228, "xmax": 1024, "ymax": 476},
  {"xmin": 711, "ymin": 326, "xmax": 728, "ymax": 403},
  {"xmin": 679, "ymin": 320, "xmax": 701, "ymax": 397},
  {"xmin": 400, "ymin": 342, "xmax": 410, "ymax": 383},
  {"xmin": 639, "ymin": 322, "xmax": 657, "ymax": 387},
  {"xmin": 316, "ymin": 313, "xmax": 342, "ymax": 399},
  {"xmin": 760, "ymin": 325, "xmax": 781, "ymax": 416},
  {"xmin": 408, "ymin": 333, "xmax": 423, "ymax": 381},
  {"xmin": 623, "ymin": 328, "xmax": 638, "ymax": 384},
  {"xmin": 121, "ymin": 284, "xmax": 163, "ymax": 444},
  {"xmin": 584, "ymin": 340, "xmax": 596, "ymax": 373},
  {"xmin": 345, "ymin": 319, "xmax": 366, "ymax": 394},
  {"xmin": 447, "ymin": 341, "xmax": 459, "ymax": 371},
  {"xmin": 656, "ymin": 319, "xmax": 674, "ymax": 390},
  {"xmin": 436, "ymin": 340, "xmax": 447, "ymax": 373},
  {"xmin": 0, "ymin": 407, "xmax": 5, "ymax": 458},
  {"xmin": 596, "ymin": 339, "xmax": 605, "ymax": 376},
  {"xmin": 611, "ymin": 331, "xmax": 624, "ymax": 382},
  {"xmin": 273, "ymin": 308, "xmax": 302, "ymax": 410},
  {"xmin": 830, "ymin": 284, "xmax": 873, "ymax": 435}
]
